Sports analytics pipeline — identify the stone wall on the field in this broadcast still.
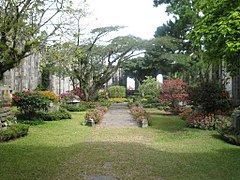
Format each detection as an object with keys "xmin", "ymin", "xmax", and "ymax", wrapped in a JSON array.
[
  {"xmin": 2, "ymin": 55, "xmax": 73, "ymax": 95},
  {"xmin": 3, "ymin": 54, "xmax": 41, "ymax": 92}
]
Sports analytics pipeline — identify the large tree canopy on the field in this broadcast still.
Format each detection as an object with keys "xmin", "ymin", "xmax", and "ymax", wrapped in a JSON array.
[
  {"xmin": 44, "ymin": 26, "xmax": 145, "ymax": 101},
  {"xmin": 0, "ymin": 0, "xmax": 67, "ymax": 80},
  {"xmin": 190, "ymin": 0, "xmax": 240, "ymax": 74}
]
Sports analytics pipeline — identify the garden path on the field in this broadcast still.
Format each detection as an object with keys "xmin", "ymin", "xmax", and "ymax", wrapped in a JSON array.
[{"xmin": 98, "ymin": 103, "xmax": 138, "ymax": 127}]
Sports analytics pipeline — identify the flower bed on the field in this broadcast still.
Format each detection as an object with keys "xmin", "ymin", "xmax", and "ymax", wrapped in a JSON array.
[
  {"xmin": 130, "ymin": 106, "xmax": 150, "ymax": 127},
  {"xmin": 84, "ymin": 106, "xmax": 108, "ymax": 125}
]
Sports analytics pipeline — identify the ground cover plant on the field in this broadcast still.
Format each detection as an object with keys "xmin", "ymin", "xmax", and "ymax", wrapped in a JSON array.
[{"xmin": 0, "ymin": 109, "xmax": 240, "ymax": 179}]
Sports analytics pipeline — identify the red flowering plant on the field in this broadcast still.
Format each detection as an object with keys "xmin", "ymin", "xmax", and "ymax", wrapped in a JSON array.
[
  {"xmin": 71, "ymin": 88, "xmax": 85, "ymax": 100},
  {"xmin": 159, "ymin": 79, "xmax": 189, "ymax": 113},
  {"xmin": 12, "ymin": 91, "xmax": 50, "ymax": 118}
]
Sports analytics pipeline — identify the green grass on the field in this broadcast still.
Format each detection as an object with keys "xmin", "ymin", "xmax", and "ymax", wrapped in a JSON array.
[{"xmin": 1, "ymin": 109, "xmax": 240, "ymax": 180}]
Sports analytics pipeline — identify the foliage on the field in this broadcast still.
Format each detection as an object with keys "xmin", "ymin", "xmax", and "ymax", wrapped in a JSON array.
[
  {"xmin": 138, "ymin": 76, "xmax": 160, "ymax": 97},
  {"xmin": 0, "ymin": 0, "xmax": 67, "ymax": 80},
  {"xmin": 184, "ymin": 111, "xmax": 232, "ymax": 130},
  {"xmin": 190, "ymin": 0, "xmax": 240, "ymax": 74},
  {"xmin": 15, "ymin": 107, "xmax": 71, "ymax": 121},
  {"xmin": 108, "ymin": 86, "xmax": 126, "ymax": 98},
  {"xmin": 97, "ymin": 89, "xmax": 109, "ymax": 101},
  {"xmin": 159, "ymin": 79, "xmax": 189, "ymax": 112},
  {"xmin": 60, "ymin": 92, "xmax": 80, "ymax": 102},
  {"xmin": 0, "ymin": 124, "xmax": 29, "ymax": 142},
  {"xmin": 46, "ymin": 26, "xmax": 145, "ymax": 101},
  {"xmin": 12, "ymin": 91, "xmax": 50, "ymax": 117},
  {"xmin": 188, "ymin": 81, "xmax": 233, "ymax": 114},
  {"xmin": 84, "ymin": 106, "xmax": 108, "ymax": 124},
  {"xmin": 71, "ymin": 88, "xmax": 85, "ymax": 101},
  {"xmin": 38, "ymin": 91, "xmax": 58, "ymax": 102},
  {"xmin": 130, "ymin": 106, "xmax": 150, "ymax": 124},
  {"xmin": 61, "ymin": 105, "xmax": 87, "ymax": 112},
  {"xmin": 219, "ymin": 127, "xmax": 240, "ymax": 146}
]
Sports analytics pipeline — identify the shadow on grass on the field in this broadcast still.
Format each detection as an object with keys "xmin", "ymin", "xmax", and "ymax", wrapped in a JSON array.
[{"xmin": 1, "ymin": 140, "xmax": 240, "ymax": 180}]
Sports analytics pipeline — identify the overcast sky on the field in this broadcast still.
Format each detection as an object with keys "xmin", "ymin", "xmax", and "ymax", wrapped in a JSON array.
[{"xmin": 85, "ymin": 0, "xmax": 170, "ymax": 39}]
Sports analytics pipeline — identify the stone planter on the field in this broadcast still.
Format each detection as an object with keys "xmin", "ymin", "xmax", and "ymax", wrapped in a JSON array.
[
  {"xmin": 231, "ymin": 109, "xmax": 240, "ymax": 130},
  {"xmin": 66, "ymin": 99, "xmax": 80, "ymax": 106},
  {"xmin": 139, "ymin": 119, "xmax": 148, "ymax": 128}
]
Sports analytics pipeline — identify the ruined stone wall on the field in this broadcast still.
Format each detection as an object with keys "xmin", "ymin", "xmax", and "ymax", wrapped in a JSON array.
[
  {"xmin": 2, "ymin": 54, "xmax": 73, "ymax": 95},
  {"xmin": 3, "ymin": 54, "xmax": 41, "ymax": 92}
]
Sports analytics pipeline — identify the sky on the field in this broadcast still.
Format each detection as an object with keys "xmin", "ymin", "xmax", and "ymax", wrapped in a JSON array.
[{"xmin": 85, "ymin": 0, "xmax": 171, "ymax": 39}]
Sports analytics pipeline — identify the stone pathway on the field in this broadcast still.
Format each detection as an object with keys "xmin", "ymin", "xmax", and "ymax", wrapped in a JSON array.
[{"xmin": 98, "ymin": 103, "xmax": 138, "ymax": 128}]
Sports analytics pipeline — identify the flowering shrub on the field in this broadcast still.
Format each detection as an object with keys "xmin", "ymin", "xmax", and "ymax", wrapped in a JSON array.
[
  {"xmin": 184, "ymin": 111, "xmax": 231, "ymax": 130},
  {"xmin": 159, "ymin": 79, "xmax": 189, "ymax": 112},
  {"xmin": 188, "ymin": 81, "xmax": 233, "ymax": 114},
  {"xmin": 130, "ymin": 106, "xmax": 150, "ymax": 124},
  {"xmin": 72, "ymin": 88, "xmax": 85, "ymax": 100},
  {"xmin": 60, "ymin": 92, "xmax": 80, "ymax": 102},
  {"xmin": 38, "ymin": 91, "xmax": 58, "ymax": 102},
  {"xmin": 12, "ymin": 91, "xmax": 50, "ymax": 117},
  {"xmin": 85, "ymin": 106, "xmax": 108, "ymax": 124}
]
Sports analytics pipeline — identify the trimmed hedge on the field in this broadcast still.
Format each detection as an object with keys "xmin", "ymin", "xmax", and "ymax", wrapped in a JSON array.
[
  {"xmin": 16, "ymin": 108, "xmax": 71, "ymax": 121},
  {"xmin": 61, "ymin": 105, "xmax": 87, "ymax": 112},
  {"xmin": 0, "ymin": 124, "xmax": 29, "ymax": 142}
]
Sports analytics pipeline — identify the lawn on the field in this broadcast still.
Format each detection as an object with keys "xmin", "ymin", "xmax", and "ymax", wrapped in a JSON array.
[{"xmin": 1, "ymin": 109, "xmax": 240, "ymax": 180}]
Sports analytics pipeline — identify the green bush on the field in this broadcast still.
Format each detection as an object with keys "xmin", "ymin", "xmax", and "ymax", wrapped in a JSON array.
[
  {"xmin": 16, "ymin": 108, "xmax": 71, "ymax": 121},
  {"xmin": 85, "ymin": 107, "xmax": 108, "ymax": 124},
  {"xmin": 61, "ymin": 105, "xmax": 87, "ymax": 112},
  {"xmin": 138, "ymin": 76, "xmax": 160, "ymax": 97},
  {"xmin": 12, "ymin": 91, "xmax": 50, "ymax": 119},
  {"xmin": 0, "ymin": 124, "xmax": 29, "ymax": 142},
  {"xmin": 108, "ymin": 86, "xmax": 126, "ymax": 98}
]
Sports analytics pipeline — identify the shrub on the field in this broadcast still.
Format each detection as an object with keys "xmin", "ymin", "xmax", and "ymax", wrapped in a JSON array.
[
  {"xmin": 12, "ymin": 91, "xmax": 50, "ymax": 117},
  {"xmin": 38, "ymin": 91, "xmax": 58, "ymax": 102},
  {"xmin": 138, "ymin": 76, "xmax": 160, "ymax": 97},
  {"xmin": 97, "ymin": 89, "xmax": 109, "ymax": 101},
  {"xmin": 71, "ymin": 88, "xmax": 85, "ymax": 100},
  {"xmin": 185, "ymin": 111, "xmax": 231, "ymax": 130},
  {"xmin": 219, "ymin": 127, "xmax": 240, "ymax": 146},
  {"xmin": 16, "ymin": 108, "xmax": 71, "ymax": 121},
  {"xmin": 61, "ymin": 105, "xmax": 87, "ymax": 112},
  {"xmin": 130, "ymin": 106, "xmax": 150, "ymax": 124},
  {"xmin": 84, "ymin": 106, "xmax": 108, "ymax": 124},
  {"xmin": 0, "ymin": 124, "xmax": 29, "ymax": 142},
  {"xmin": 108, "ymin": 86, "xmax": 126, "ymax": 98},
  {"xmin": 188, "ymin": 81, "xmax": 233, "ymax": 114},
  {"xmin": 159, "ymin": 79, "xmax": 189, "ymax": 112},
  {"xmin": 60, "ymin": 91, "xmax": 80, "ymax": 103}
]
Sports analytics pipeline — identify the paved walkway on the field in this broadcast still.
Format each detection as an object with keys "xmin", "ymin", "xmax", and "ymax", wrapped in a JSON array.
[{"xmin": 98, "ymin": 103, "xmax": 138, "ymax": 127}]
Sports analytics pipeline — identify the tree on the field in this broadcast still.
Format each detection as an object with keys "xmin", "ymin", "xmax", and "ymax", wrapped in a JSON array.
[
  {"xmin": 45, "ymin": 26, "xmax": 145, "ymax": 101},
  {"xmin": 159, "ymin": 79, "xmax": 189, "ymax": 111},
  {"xmin": 0, "ymin": 0, "xmax": 66, "ymax": 80},
  {"xmin": 73, "ymin": 27, "xmax": 145, "ymax": 101},
  {"xmin": 123, "ymin": 36, "xmax": 191, "ymax": 83},
  {"xmin": 190, "ymin": 0, "xmax": 240, "ymax": 74}
]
